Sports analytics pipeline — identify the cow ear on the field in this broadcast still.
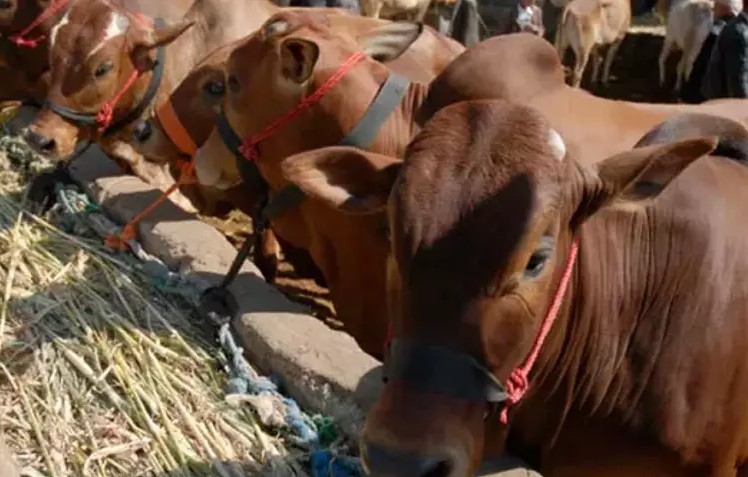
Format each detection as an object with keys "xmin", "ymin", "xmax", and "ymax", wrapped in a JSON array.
[
  {"xmin": 281, "ymin": 146, "xmax": 402, "ymax": 214},
  {"xmin": 132, "ymin": 19, "xmax": 194, "ymax": 68},
  {"xmin": 571, "ymin": 136, "xmax": 718, "ymax": 226},
  {"xmin": 140, "ymin": 18, "xmax": 195, "ymax": 49},
  {"xmin": 357, "ymin": 21, "xmax": 423, "ymax": 62},
  {"xmin": 280, "ymin": 38, "xmax": 320, "ymax": 84}
]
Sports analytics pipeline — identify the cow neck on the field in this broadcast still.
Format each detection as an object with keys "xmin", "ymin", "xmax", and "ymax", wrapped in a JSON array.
[
  {"xmin": 217, "ymin": 52, "xmax": 411, "ymax": 227},
  {"xmin": 45, "ymin": 17, "xmax": 167, "ymax": 137},
  {"xmin": 8, "ymin": 0, "xmax": 71, "ymax": 48},
  {"xmin": 520, "ymin": 210, "xmax": 668, "ymax": 443},
  {"xmin": 208, "ymin": 54, "xmax": 411, "ymax": 299}
]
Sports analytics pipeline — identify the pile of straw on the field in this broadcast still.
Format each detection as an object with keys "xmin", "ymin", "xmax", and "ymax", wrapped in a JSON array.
[{"xmin": 0, "ymin": 118, "xmax": 303, "ymax": 476}]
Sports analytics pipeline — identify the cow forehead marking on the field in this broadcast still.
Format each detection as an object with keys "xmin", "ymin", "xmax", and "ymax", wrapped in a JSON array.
[
  {"xmin": 49, "ymin": 9, "xmax": 71, "ymax": 47},
  {"xmin": 86, "ymin": 10, "xmax": 130, "ymax": 59},
  {"xmin": 548, "ymin": 128, "xmax": 566, "ymax": 161}
]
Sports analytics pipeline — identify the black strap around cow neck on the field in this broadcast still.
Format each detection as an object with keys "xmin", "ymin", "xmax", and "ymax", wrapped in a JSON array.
[
  {"xmin": 384, "ymin": 339, "xmax": 508, "ymax": 404},
  {"xmin": 226, "ymin": 71, "xmax": 410, "ymax": 222},
  {"xmin": 46, "ymin": 17, "xmax": 167, "ymax": 137},
  {"xmin": 208, "ymin": 71, "xmax": 410, "ymax": 295}
]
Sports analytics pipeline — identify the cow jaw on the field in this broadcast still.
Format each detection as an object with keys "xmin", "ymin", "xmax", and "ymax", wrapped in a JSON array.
[{"xmin": 194, "ymin": 129, "xmax": 241, "ymax": 190}]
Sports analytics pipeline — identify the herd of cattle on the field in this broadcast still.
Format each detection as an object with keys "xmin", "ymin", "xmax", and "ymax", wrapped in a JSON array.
[{"xmin": 3, "ymin": 0, "xmax": 748, "ymax": 476}]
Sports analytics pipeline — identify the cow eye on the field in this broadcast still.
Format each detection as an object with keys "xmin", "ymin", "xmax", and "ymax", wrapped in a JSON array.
[
  {"xmin": 524, "ymin": 249, "xmax": 551, "ymax": 278},
  {"xmin": 94, "ymin": 61, "xmax": 114, "ymax": 78},
  {"xmin": 202, "ymin": 80, "xmax": 225, "ymax": 97},
  {"xmin": 523, "ymin": 236, "xmax": 555, "ymax": 279}
]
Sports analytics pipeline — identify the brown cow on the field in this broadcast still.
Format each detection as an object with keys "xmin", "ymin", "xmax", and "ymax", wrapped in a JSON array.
[
  {"xmin": 23, "ymin": 0, "xmax": 271, "ymax": 211},
  {"xmin": 555, "ymin": 0, "xmax": 631, "ymax": 88},
  {"xmin": 302, "ymin": 100, "xmax": 748, "ymax": 476},
  {"xmin": 0, "ymin": 0, "xmax": 70, "ymax": 103},
  {"xmin": 191, "ymin": 16, "xmax": 559, "ymax": 357}
]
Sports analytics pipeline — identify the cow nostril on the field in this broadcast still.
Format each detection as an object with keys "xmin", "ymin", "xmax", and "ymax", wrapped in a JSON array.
[
  {"xmin": 362, "ymin": 440, "xmax": 454, "ymax": 477},
  {"xmin": 133, "ymin": 121, "xmax": 152, "ymax": 143},
  {"xmin": 422, "ymin": 459, "xmax": 452, "ymax": 477},
  {"xmin": 26, "ymin": 131, "xmax": 56, "ymax": 155}
]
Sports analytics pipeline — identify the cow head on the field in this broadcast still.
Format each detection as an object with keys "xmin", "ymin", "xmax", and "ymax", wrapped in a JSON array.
[
  {"xmin": 288, "ymin": 100, "xmax": 718, "ymax": 476},
  {"xmin": 131, "ymin": 42, "xmax": 235, "ymax": 164},
  {"xmin": 192, "ymin": 10, "xmax": 422, "ymax": 190},
  {"xmin": 25, "ymin": 0, "xmax": 193, "ymax": 159}
]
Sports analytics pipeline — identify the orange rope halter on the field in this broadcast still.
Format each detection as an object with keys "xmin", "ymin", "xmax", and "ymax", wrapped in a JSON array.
[{"xmin": 104, "ymin": 159, "xmax": 196, "ymax": 251}]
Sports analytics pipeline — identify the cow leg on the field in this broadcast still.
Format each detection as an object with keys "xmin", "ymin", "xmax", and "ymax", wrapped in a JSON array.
[
  {"xmin": 572, "ymin": 46, "xmax": 591, "ymax": 88},
  {"xmin": 601, "ymin": 39, "xmax": 622, "ymax": 86},
  {"xmin": 254, "ymin": 227, "xmax": 281, "ymax": 284},
  {"xmin": 658, "ymin": 34, "xmax": 674, "ymax": 88},
  {"xmin": 590, "ymin": 48, "xmax": 602, "ymax": 85},
  {"xmin": 413, "ymin": 0, "xmax": 432, "ymax": 23},
  {"xmin": 679, "ymin": 42, "xmax": 701, "ymax": 92},
  {"xmin": 674, "ymin": 52, "xmax": 686, "ymax": 92}
]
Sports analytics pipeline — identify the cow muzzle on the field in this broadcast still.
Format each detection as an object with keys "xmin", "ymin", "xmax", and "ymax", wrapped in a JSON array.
[
  {"xmin": 361, "ymin": 440, "xmax": 457, "ymax": 477},
  {"xmin": 25, "ymin": 129, "xmax": 57, "ymax": 156}
]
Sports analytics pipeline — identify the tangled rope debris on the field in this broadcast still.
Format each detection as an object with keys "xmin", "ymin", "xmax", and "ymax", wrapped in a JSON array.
[{"xmin": 0, "ymin": 111, "xmax": 363, "ymax": 476}]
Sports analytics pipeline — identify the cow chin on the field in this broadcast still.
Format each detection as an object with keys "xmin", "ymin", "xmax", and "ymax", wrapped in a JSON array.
[
  {"xmin": 194, "ymin": 132, "xmax": 241, "ymax": 190},
  {"xmin": 361, "ymin": 382, "xmax": 484, "ymax": 477}
]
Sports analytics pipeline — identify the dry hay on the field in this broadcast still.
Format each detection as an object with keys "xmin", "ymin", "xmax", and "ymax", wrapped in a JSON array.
[{"xmin": 0, "ymin": 113, "xmax": 306, "ymax": 476}]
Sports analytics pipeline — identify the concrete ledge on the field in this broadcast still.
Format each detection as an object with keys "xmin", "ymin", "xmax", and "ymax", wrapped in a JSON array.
[{"xmin": 67, "ymin": 145, "xmax": 382, "ymax": 442}]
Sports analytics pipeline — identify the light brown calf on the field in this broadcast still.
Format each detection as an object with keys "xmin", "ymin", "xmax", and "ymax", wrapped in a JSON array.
[
  {"xmin": 555, "ymin": 0, "xmax": 631, "ymax": 88},
  {"xmin": 24, "ymin": 0, "xmax": 271, "ymax": 211}
]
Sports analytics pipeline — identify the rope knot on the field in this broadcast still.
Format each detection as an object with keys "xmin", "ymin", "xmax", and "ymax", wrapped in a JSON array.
[
  {"xmin": 96, "ymin": 104, "xmax": 115, "ymax": 133},
  {"xmin": 176, "ymin": 159, "xmax": 196, "ymax": 184},
  {"xmin": 238, "ymin": 142, "xmax": 258, "ymax": 161},
  {"xmin": 499, "ymin": 369, "xmax": 529, "ymax": 425},
  {"xmin": 105, "ymin": 223, "xmax": 136, "ymax": 251},
  {"xmin": 10, "ymin": 36, "xmax": 43, "ymax": 48}
]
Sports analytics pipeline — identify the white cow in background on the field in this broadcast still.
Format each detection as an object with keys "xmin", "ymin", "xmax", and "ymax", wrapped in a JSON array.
[{"xmin": 658, "ymin": 0, "xmax": 714, "ymax": 91}]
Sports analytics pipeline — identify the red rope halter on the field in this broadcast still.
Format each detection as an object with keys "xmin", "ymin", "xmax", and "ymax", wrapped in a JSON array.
[
  {"xmin": 95, "ymin": 12, "xmax": 154, "ymax": 132},
  {"xmin": 95, "ymin": 68, "xmax": 140, "ymax": 132},
  {"xmin": 383, "ymin": 240, "xmax": 579, "ymax": 424},
  {"xmin": 237, "ymin": 51, "xmax": 367, "ymax": 161},
  {"xmin": 499, "ymin": 240, "xmax": 579, "ymax": 423},
  {"xmin": 9, "ymin": 0, "xmax": 70, "ymax": 48}
]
